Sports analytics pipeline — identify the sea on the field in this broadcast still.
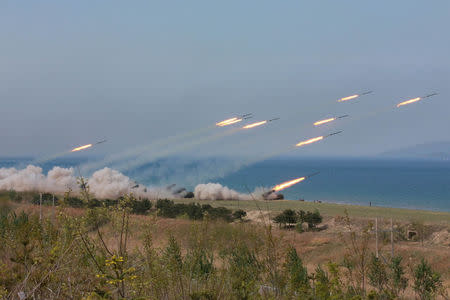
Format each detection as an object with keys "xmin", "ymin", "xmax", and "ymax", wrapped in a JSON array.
[{"xmin": 1, "ymin": 157, "xmax": 449, "ymax": 212}]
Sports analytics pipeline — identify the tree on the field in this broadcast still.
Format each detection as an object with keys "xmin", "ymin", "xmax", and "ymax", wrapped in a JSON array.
[
  {"xmin": 388, "ymin": 256, "xmax": 407, "ymax": 297},
  {"xmin": 304, "ymin": 210, "xmax": 323, "ymax": 229},
  {"xmin": 273, "ymin": 209, "xmax": 298, "ymax": 228},
  {"xmin": 368, "ymin": 254, "xmax": 388, "ymax": 295},
  {"xmin": 228, "ymin": 244, "xmax": 261, "ymax": 300},
  {"xmin": 284, "ymin": 246, "xmax": 310, "ymax": 295},
  {"xmin": 413, "ymin": 258, "xmax": 443, "ymax": 300}
]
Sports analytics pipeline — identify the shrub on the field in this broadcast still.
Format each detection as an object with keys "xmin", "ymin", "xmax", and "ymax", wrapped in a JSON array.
[
  {"xmin": 129, "ymin": 198, "xmax": 152, "ymax": 215},
  {"xmin": 368, "ymin": 254, "xmax": 388, "ymax": 295},
  {"xmin": 285, "ymin": 246, "xmax": 310, "ymax": 295},
  {"xmin": 7, "ymin": 190, "xmax": 22, "ymax": 203},
  {"xmin": 64, "ymin": 196, "xmax": 84, "ymax": 208},
  {"xmin": 232, "ymin": 209, "xmax": 247, "ymax": 221},
  {"xmin": 156, "ymin": 199, "xmax": 178, "ymax": 218},
  {"xmin": 295, "ymin": 223, "xmax": 304, "ymax": 233},
  {"xmin": 32, "ymin": 193, "xmax": 58, "ymax": 206},
  {"xmin": 206, "ymin": 207, "xmax": 233, "ymax": 222},
  {"xmin": 303, "ymin": 210, "xmax": 323, "ymax": 229},
  {"xmin": 413, "ymin": 258, "xmax": 443, "ymax": 300},
  {"xmin": 87, "ymin": 198, "xmax": 102, "ymax": 208},
  {"xmin": 389, "ymin": 256, "xmax": 408, "ymax": 297},
  {"xmin": 184, "ymin": 203, "xmax": 204, "ymax": 220},
  {"xmin": 273, "ymin": 209, "xmax": 298, "ymax": 228},
  {"xmin": 228, "ymin": 244, "xmax": 261, "ymax": 299},
  {"xmin": 84, "ymin": 207, "xmax": 110, "ymax": 231}
]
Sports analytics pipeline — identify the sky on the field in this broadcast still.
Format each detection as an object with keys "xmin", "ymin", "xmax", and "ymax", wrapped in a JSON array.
[{"xmin": 1, "ymin": 0, "xmax": 449, "ymax": 159}]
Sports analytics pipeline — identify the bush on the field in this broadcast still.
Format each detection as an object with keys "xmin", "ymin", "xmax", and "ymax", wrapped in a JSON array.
[
  {"xmin": 87, "ymin": 198, "xmax": 102, "ymax": 208},
  {"xmin": 129, "ymin": 198, "xmax": 152, "ymax": 215},
  {"xmin": 84, "ymin": 207, "xmax": 110, "ymax": 231},
  {"xmin": 298, "ymin": 209, "xmax": 323, "ymax": 230},
  {"xmin": 206, "ymin": 207, "xmax": 233, "ymax": 222},
  {"xmin": 295, "ymin": 223, "xmax": 304, "ymax": 233},
  {"xmin": 156, "ymin": 200, "xmax": 234, "ymax": 222},
  {"xmin": 7, "ymin": 190, "xmax": 22, "ymax": 203},
  {"xmin": 156, "ymin": 199, "xmax": 177, "ymax": 218},
  {"xmin": 273, "ymin": 209, "xmax": 298, "ymax": 228},
  {"xmin": 413, "ymin": 258, "xmax": 443, "ymax": 300},
  {"xmin": 32, "ymin": 193, "xmax": 58, "ymax": 206},
  {"xmin": 184, "ymin": 203, "xmax": 204, "ymax": 220},
  {"xmin": 232, "ymin": 209, "xmax": 247, "ymax": 221},
  {"xmin": 285, "ymin": 246, "xmax": 310, "ymax": 294},
  {"xmin": 64, "ymin": 196, "xmax": 84, "ymax": 208}
]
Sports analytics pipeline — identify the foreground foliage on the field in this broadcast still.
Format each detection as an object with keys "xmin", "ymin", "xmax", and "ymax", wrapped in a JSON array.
[{"xmin": 0, "ymin": 189, "xmax": 447, "ymax": 299}]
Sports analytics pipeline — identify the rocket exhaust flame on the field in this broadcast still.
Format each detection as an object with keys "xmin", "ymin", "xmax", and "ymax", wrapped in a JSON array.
[
  {"xmin": 314, "ymin": 117, "xmax": 336, "ymax": 126},
  {"xmin": 295, "ymin": 131, "xmax": 342, "ymax": 147},
  {"xmin": 396, "ymin": 97, "xmax": 421, "ymax": 107},
  {"xmin": 216, "ymin": 117, "xmax": 238, "ymax": 127},
  {"xmin": 218, "ymin": 118, "xmax": 243, "ymax": 126},
  {"xmin": 338, "ymin": 94, "xmax": 359, "ymax": 102},
  {"xmin": 273, "ymin": 177, "xmax": 306, "ymax": 191},
  {"xmin": 216, "ymin": 114, "xmax": 253, "ymax": 127},
  {"xmin": 243, "ymin": 120, "xmax": 268, "ymax": 129},
  {"xmin": 70, "ymin": 139, "xmax": 106, "ymax": 152},
  {"xmin": 71, "ymin": 144, "xmax": 93, "ymax": 152},
  {"xmin": 314, "ymin": 115, "xmax": 348, "ymax": 126},
  {"xmin": 396, "ymin": 92, "xmax": 438, "ymax": 108},
  {"xmin": 338, "ymin": 91, "xmax": 372, "ymax": 102},
  {"xmin": 296, "ymin": 136, "xmax": 324, "ymax": 147}
]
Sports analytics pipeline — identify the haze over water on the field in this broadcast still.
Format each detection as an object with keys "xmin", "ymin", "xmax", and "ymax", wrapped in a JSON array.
[{"xmin": 2, "ymin": 157, "xmax": 449, "ymax": 212}]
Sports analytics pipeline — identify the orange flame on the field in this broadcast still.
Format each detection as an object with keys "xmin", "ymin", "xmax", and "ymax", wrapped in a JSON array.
[
  {"xmin": 71, "ymin": 144, "xmax": 93, "ymax": 152},
  {"xmin": 216, "ymin": 117, "xmax": 243, "ymax": 127},
  {"xmin": 273, "ymin": 177, "xmax": 306, "ymax": 191},
  {"xmin": 396, "ymin": 97, "xmax": 421, "ymax": 108},
  {"xmin": 338, "ymin": 94, "xmax": 359, "ymax": 102},
  {"xmin": 296, "ymin": 136, "xmax": 324, "ymax": 147},
  {"xmin": 243, "ymin": 120, "xmax": 267, "ymax": 129},
  {"xmin": 216, "ymin": 117, "xmax": 237, "ymax": 126},
  {"xmin": 314, "ymin": 117, "xmax": 336, "ymax": 126}
]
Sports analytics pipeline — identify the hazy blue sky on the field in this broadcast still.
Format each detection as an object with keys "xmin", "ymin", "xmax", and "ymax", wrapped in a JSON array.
[{"xmin": 1, "ymin": 1, "xmax": 449, "ymax": 158}]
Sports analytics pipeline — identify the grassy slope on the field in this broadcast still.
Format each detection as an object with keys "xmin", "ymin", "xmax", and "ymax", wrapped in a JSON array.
[{"xmin": 174, "ymin": 199, "xmax": 450, "ymax": 224}]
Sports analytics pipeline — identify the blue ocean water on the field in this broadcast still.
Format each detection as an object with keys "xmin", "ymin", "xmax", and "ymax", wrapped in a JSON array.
[
  {"xmin": 217, "ymin": 158, "xmax": 450, "ymax": 212},
  {"xmin": 1, "ymin": 157, "xmax": 449, "ymax": 212}
]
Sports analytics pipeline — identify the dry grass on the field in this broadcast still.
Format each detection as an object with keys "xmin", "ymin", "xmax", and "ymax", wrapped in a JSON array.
[{"xmin": 4, "ymin": 200, "xmax": 449, "ymax": 298}]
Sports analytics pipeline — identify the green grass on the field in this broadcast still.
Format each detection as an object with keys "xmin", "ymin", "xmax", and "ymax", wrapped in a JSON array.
[{"xmin": 174, "ymin": 199, "xmax": 450, "ymax": 224}]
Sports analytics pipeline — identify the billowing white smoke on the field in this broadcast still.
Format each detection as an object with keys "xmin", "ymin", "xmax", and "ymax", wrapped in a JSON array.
[
  {"xmin": 0, "ymin": 165, "xmax": 175, "ymax": 200},
  {"xmin": 194, "ymin": 184, "xmax": 281, "ymax": 201},
  {"xmin": 89, "ymin": 168, "xmax": 133, "ymax": 199},
  {"xmin": 46, "ymin": 167, "xmax": 78, "ymax": 193},
  {"xmin": 0, "ymin": 165, "xmax": 47, "ymax": 192},
  {"xmin": 194, "ymin": 183, "xmax": 255, "ymax": 201}
]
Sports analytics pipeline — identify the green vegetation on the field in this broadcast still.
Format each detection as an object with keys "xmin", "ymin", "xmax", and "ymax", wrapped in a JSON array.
[
  {"xmin": 156, "ymin": 200, "xmax": 240, "ymax": 222},
  {"xmin": 172, "ymin": 198, "xmax": 450, "ymax": 224},
  {"xmin": 273, "ymin": 209, "xmax": 323, "ymax": 230},
  {"xmin": 0, "ymin": 188, "xmax": 448, "ymax": 299}
]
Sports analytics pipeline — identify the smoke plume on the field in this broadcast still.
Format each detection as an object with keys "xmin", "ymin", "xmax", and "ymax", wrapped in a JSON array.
[{"xmin": 0, "ymin": 165, "xmax": 174, "ymax": 200}]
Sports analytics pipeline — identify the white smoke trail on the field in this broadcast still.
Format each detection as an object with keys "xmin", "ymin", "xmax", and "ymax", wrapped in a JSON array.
[
  {"xmin": 92, "ymin": 128, "xmax": 239, "ymax": 175},
  {"xmin": 80, "ymin": 125, "xmax": 216, "ymax": 174}
]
